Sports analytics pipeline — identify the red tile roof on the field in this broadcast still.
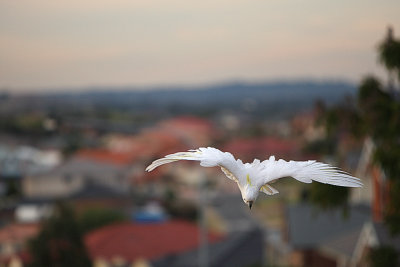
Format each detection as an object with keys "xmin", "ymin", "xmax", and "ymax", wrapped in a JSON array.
[
  {"xmin": 139, "ymin": 129, "xmax": 189, "ymax": 157},
  {"xmin": 85, "ymin": 220, "xmax": 222, "ymax": 262},
  {"xmin": 0, "ymin": 223, "xmax": 39, "ymax": 244},
  {"xmin": 0, "ymin": 252, "xmax": 31, "ymax": 266},
  {"xmin": 77, "ymin": 149, "xmax": 137, "ymax": 165},
  {"xmin": 160, "ymin": 116, "xmax": 216, "ymax": 147},
  {"xmin": 0, "ymin": 224, "xmax": 38, "ymax": 265},
  {"xmin": 162, "ymin": 116, "xmax": 213, "ymax": 129}
]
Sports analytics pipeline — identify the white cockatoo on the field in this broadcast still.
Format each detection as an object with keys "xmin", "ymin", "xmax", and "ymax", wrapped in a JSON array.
[{"xmin": 146, "ymin": 147, "xmax": 362, "ymax": 209}]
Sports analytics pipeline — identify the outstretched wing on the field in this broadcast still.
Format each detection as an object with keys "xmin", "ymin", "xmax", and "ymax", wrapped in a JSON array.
[
  {"xmin": 259, "ymin": 156, "xmax": 362, "ymax": 187},
  {"xmin": 146, "ymin": 147, "xmax": 244, "ymax": 182}
]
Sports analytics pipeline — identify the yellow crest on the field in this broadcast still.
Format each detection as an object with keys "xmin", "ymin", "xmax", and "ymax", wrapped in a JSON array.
[{"xmin": 246, "ymin": 174, "xmax": 252, "ymax": 186}]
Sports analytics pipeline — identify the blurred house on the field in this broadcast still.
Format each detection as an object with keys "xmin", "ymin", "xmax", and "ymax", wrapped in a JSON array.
[
  {"xmin": 86, "ymin": 196, "xmax": 265, "ymax": 267},
  {"xmin": 159, "ymin": 116, "xmax": 218, "ymax": 147},
  {"xmin": 67, "ymin": 182, "xmax": 132, "ymax": 214},
  {"xmin": 129, "ymin": 116, "xmax": 220, "ymax": 202},
  {"xmin": 352, "ymin": 138, "xmax": 385, "ymax": 221},
  {"xmin": 84, "ymin": 194, "xmax": 265, "ymax": 267},
  {"xmin": 291, "ymin": 110, "xmax": 325, "ymax": 143},
  {"xmin": 0, "ymin": 145, "xmax": 61, "ymax": 198},
  {"xmin": 105, "ymin": 117, "xmax": 216, "ymax": 181},
  {"xmin": 152, "ymin": 226, "xmax": 263, "ymax": 267},
  {"xmin": 77, "ymin": 148, "xmax": 138, "ymax": 166},
  {"xmin": 85, "ymin": 220, "xmax": 222, "ymax": 267},
  {"xmin": 0, "ymin": 145, "xmax": 61, "ymax": 178},
  {"xmin": 201, "ymin": 193, "xmax": 265, "ymax": 267},
  {"xmin": 1, "ymin": 195, "xmax": 265, "ymax": 267},
  {"xmin": 284, "ymin": 203, "xmax": 370, "ymax": 267},
  {"xmin": 22, "ymin": 152, "xmax": 133, "ymax": 200},
  {"xmin": 105, "ymin": 129, "xmax": 186, "ymax": 166},
  {"xmin": 347, "ymin": 139, "xmax": 400, "ymax": 266},
  {"xmin": 223, "ymin": 136, "xmax": 301, "ymax": 162},
  {"xmin": 106, "ymin": 116, "xmax": 216, "ymax": 158},
  {"xmin": 0, "ymin": 223, "xmax": 39, "ymax": 265},
  {"xmin": 277, "ymin": 136, "xmax": 399, "ymax": 267},
  {"xmin": 14, "ymin": 200, "xmax": 52, "ymax": 223},
  {"xmin": 353, "ymin": 221, "xmax": 400, "ymax": 267},
  {"xmin": 61, "ymin": 116, "xmax": 139, "ymax": 135},
  {"xmin": 133, "ymin": 202, "xmax": 168, "ymax": 223}
]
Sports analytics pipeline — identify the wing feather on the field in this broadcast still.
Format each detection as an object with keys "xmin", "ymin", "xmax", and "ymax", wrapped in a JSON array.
[
  {"xmin": 146, "ymin": 147, "xmax": 243, "ymax": 182},
  {"xmin": 260, "ymin": 158, "xmax": 362, "ymax": 187}
]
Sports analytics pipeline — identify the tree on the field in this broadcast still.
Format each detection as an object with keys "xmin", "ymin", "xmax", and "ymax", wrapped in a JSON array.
[
  {"xmin": 379, "ymin": 26, "xmax": 400, "ymax": 87},
  {"xmin": 307, "ymin": 100, "xmax": 360, "ymax": 211},
  {"xmin": 310, "ymin": 28, "xmax": 400, "ymax": 224},
  {"xmin": 78, "ymin": 207, "xmax": 126, "ymax": 233},
  {"xmin": 309, "ymin": 182, "xmax": 349, "ymax": 211},
  {"xmin": 359, "ymin": 28, "xmax": 400, "ymax": 234},
  {"xmin": 27, "ymin": 202, "xmax": 91, "ymax": 267},
  {"xmin": 370, "ymin": 245, "xmax": 399, "ymax": 267}
]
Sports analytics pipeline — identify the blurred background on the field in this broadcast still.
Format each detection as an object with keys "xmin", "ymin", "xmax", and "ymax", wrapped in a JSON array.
[{"xmin": 1, "ymin": 1, "xmax": 400, "ymax": 267}]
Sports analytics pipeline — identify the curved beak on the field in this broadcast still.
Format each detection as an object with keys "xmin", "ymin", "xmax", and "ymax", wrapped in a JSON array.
[{"xmin": 248, "ymin": 201, "xmax": 253, "ymax": 210}]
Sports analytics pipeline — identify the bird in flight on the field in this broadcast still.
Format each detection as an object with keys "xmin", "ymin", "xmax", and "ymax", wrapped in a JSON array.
[{"xmin": 146, "ymin": 147, "xmax": 362, "ymax": 209}]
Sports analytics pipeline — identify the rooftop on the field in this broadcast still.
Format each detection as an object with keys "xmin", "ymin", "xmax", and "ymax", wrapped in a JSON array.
[
  {"xmin": 0, "ymin": 223, "xmax": 39, "ymax": 244},
  {"xmin": 77, "ymin": 148, "xmax": 137, "ymax": 165},
  {"xmin": 287, "ymin": 203, "xmax": 370, "ymax": 249},
  {"xmin": 223, "ymin": 137, "xmax": 301, "ymax": 162},
  {"xmin": 373, "ymin": 222, "xmax": 400, "ymax": 251},
  {"xmin": 85, "ymin": 220, "xmax": 223, "ymax": 263}
]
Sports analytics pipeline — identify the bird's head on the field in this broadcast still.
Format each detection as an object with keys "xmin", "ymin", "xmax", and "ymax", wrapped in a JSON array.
[{"xmin": 241, "ymin": 185, "xmax": 259, "ymax": 210}]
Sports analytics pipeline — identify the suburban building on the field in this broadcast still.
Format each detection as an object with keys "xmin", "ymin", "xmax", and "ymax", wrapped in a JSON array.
[
  {"xmin": 22, "ymin": 154, "xmax": 133, "ymax": 199},
  {"xmin": 285, "ymin": 203, "xmax": 371, "ymax": 267}
]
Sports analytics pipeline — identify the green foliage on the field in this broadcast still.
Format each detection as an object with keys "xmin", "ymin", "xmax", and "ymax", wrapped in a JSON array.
[
  {"xmin": 369, "ymin": 245, "xmax": 399, "ymax": 267},
  {"xmin": 380, "ymin": 38, "xmax": 400, "ymax": 71},
  {"xmin": 164, "ymin": 201, "xmax": 198, "ymax": 221},
  {"xmin": 164, "ymin": 188, "xmax": 176, "ymax": 203},
  {"xmin": 358, "ymin": 77, "xmax": 394, "ymax": 140},
  {"xmin": 357, "ymin": 75, "xmax": 400, "ymax": 234},
  {"xmin": 379, "ymin": 28, "xmax": 400, "ymax": 81},
  {"xmin": 374, "ymin": 142, "xmax": 400, "ymax": 182},
  {"xmin": 308, "ymin": 101, "xmax": 360, "ymax": 210},
  {"xmin": 303, "ymin": 138, "xmax": 336, "ymax": 155},
  {"xmin": 5, "ymin": 179, "xmax": 21, "ymax": 198},
  {"xmin": 309, "ymin": 182, "xmax": 349, "ymax": 211},
  {"xmin": 322, "ymin": 101, "xmax": 363, "ymax": 139},
  {"xmin": 0, "ymin": 114, "xmax": 46, "ymax": 136},
  {"xmin": 162, "ymin": 185, "xmax": 198, "ymax": 221},
  {"xmin": 27, "ymin": 202, "xmax": 91, "ymax": 267},
  {"xmin": 242, "ymin": 123, "xmax": 267, "ymax": 138},
  {"xmin": 78, "ymin": 207, "xmax": 126, "ymax": 233},
  {"xmin": 313, "ymin": 29, "xmax": 400, "ymax": 227},
  {"xmin": 358, "ymin": 29, "xmax": 400, "ymax": 235},
  {"xmin": 62, "ymin": 134, "xmax": 83, "ymax": 157}
]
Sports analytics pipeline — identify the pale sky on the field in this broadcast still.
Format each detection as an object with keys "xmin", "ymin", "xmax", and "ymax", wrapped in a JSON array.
[{"xmin": 1, "ymin": 0, "xmax": 399, "ymax": 92}]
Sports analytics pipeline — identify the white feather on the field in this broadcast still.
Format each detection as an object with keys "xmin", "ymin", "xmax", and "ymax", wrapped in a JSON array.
[{"xmin": 146, "ymin": 147, "xmax": 363, "ymax": 204}]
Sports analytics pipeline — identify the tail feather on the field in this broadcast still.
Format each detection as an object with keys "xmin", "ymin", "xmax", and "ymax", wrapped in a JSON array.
[{"xmin": 260, "ymin": 184, "xmax": 279, "ymax": 195}]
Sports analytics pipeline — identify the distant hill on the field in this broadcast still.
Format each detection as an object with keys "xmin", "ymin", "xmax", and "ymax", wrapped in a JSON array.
[{"xmin": 4, "ymin": 80, "xmax": 357, "ymax": 119}]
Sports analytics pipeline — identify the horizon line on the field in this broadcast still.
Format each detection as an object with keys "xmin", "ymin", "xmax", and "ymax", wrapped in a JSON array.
[{"xmin": 2, "ymin": 76, "xmax": 359, "ymax": 96}]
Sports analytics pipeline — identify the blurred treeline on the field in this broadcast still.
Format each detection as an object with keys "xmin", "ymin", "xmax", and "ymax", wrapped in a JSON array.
[{"xmin": 311, "ymin": 27, "xmax": 400, "ymax": 267}]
